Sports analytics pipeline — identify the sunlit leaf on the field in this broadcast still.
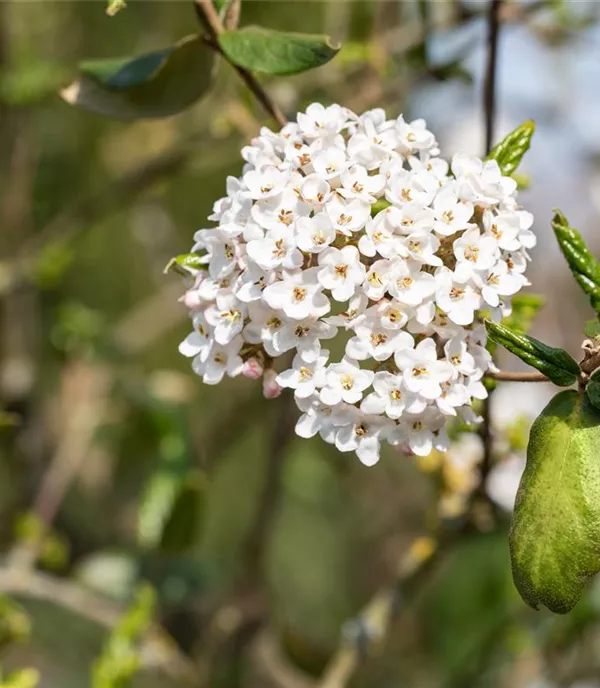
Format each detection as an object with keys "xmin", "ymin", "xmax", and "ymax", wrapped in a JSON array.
[
  {"xmin": 487, "ymin": 120, "xmax": 535, "ymax": 176},
  {"xmin": 218, "ymin": 26, "xmax": 340, "ymax": 75},
  {"xmin": 510, "ymin": 390, "xmax": 600, "ymax": 613},
  {"xmin": 61, "ymin": 35, "xmax": 215, "ymax": 120},
  {"xmin": 553, "ymin": 209, "xmax": 600, "ymax": 313}
]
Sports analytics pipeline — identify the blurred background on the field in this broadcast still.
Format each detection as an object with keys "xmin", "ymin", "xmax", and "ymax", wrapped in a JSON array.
[{"xmin": 2, "ymin": 1, "xmax": 600, "ymax": 686}]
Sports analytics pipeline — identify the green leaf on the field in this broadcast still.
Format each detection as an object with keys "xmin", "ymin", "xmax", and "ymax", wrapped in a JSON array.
[
  {"xmin": 92, "ymin": 584, "xmax": 156, "ymax": 688},
  {"xmin": 370, "ymin": 198, "xmax": 391, "ymax": 217},
  {"xmin": 487, "ymin": 120, "xmax": 535, "ymax": 176},
  {"xmin": 510, "ymin": 390, "xmax": 600, "ymax": 613},
  {"xmin": 164, "ymin": 252, "xmax": 205, "ymax": 276},
  {"xmin": 503, "ymin": 293, "xmax": 545, "ymax": 334},
  {"xmin": 61, "ymin": 35, "xmax": 215, "ymax": 120},
  {"xmin": 485, "ymin": 320, "xmax": 579, "ymax": 387},
  {"xmin": 552, "ymin": 210, "xmax": 600, "ymax": 313},
  {"xmin": 218, "ymin": 26, "xmax": 340, "ymax": 75},
  {"xmin": 586, "ymin": 375, "xmax": 600, "ymax": 411},
  {"xmin": 106, "ymin": 0, "xmax": 126, "ymax": 16}
]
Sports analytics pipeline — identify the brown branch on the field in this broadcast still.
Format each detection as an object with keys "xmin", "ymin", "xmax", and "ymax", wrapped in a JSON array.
[
  {"xmin": 485, "ymin": 370, "xmax": 549, "ymax": 382},
  {"xmin": 194, "ymin": 0, "xmax": 287, "ymax": 128}
]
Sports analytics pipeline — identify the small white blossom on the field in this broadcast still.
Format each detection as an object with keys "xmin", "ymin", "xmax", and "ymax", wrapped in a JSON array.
[
  {"xmin": 320, "ymin": 357, "xmax": 374, "ymax": 405},
  {"xmin": 318, "ymin": 246, "xmax": 366, "ymax": 301},
  {"xmin": 276, "ymin": 350, "xmax": 329, "ymax": 399}
]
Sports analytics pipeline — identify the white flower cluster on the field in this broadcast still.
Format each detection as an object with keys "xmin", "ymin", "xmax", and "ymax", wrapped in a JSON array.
[{"xmin": 178, "ymin": 103, "xmax": 535, "ymax": 466}]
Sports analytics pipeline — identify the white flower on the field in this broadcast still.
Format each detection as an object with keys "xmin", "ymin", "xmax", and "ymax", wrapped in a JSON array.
[
  {"xmin": 476, "ymin": 260, "xmax": 524, "ymax": 308},
  {"xmin": 205, "ymin": 293, "xmax": 247, "ymax": 345},
  {"xmin": 403, "ymin": 232, "xmax": 443, "ymax": 267},
  {"xmin": 432, "ymin": 186, "xmax": 474, "ymax": 236},
  {"xmin": 251, "ymin": 187, "xmax": 310, "ymax": 232},
  {"xmin": 296, "ymin": 213, "xmax": 336, "ymax": 253},
  {"xmin": 363, "ymin": 260, "xmax": 393, "ymax": 300},
  {"xmin": 452, "ymin": 154, "xmax": 517, "ymax": 206},
  {"xmin": 482, "ymin": 210, "xmax": 521, "ymax": 251},
  {"xmin": 243, "ymin": 165, "xmax": 290, "ymax": 200},
  {"xmin": 192, "ymin": 336, "xmax": 244, "ymax": 385},
  {"xmin": 388, "ymin": 259, "xmax": 436, "ymax": 306},
  {"xmin": 453, "ymin": 228, "xmax": 498, "ymax": 272},
  {"xmin": 444, "ymin": 336, "xmax": 477, "ymax": 378},
  {"xmin": 246, "ymin": 226, "xmax": 303, "ymax": 271},
  {"xmin": 276, "ymin": 350, "xmax": 329, "ymax": 398},
  {"xmin": 295, "ymin": 394, "xmax": 353, "ymax": 440},
  {"xmin": 398, "ymin": 409, "xmax": 448, "ymax": 456},
  {"xmin": 326, "ymin": 196, "xmax": 371, "ymax": 235},
  {"xmin": 263, "ymin": 268, "xmax": 330, "ymax": 320},
  {"xmin": 317, "ymin": 246, "xmax": 366, "ymax": 301},
  {"xmin": 346, "ymin": 316, "xmax": 413, "ymax": 362},
  {"xmin": 312, "ymin": 145, "xmax": 347, "ymax": 180},
  {"xmin": 320, "ymin": 357, "xmax": 374, "ymax": 405},
  {"xmin": 361, "ymin": 371, "xmax": 426, "ymax": 419},
  {"xmin": 435, "ymin": 267, "xmax": 481, "ymax": 326},
  {"xmin": 270, "ymin": 318, "xmax": 336, "ymax": 362},
  {"xmin": 334, "ymin": 410, "xmax": 392, "ymax": 466},
  {"xmin": 179, "ymin": 313, "xmax": 212, "ymax": 360},
  {"xmin": 339, "ymin": 165, "xmax": 385, "ymax": 203},
  {"xmin": 300, "ymin": 174, "xmax": 332, "ymax": 207},
  {"xmin": 435, "ymin": 379, "xmax": 470, "ymax": 416},
  {"xmin": 394, "ymin": 338, "xmax": 453, "ymax": 399},
  {"xmin": 297, "ymin": 103, "xmax": 348, "ymax": 139},
  {"xmin": 386, "ymin": 168, "xmax": 438, "ymax": 207}
]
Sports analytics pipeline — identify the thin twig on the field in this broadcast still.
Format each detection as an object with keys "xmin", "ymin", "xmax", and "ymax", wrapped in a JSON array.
[
  {"xmin": 485, "ymin": 370, "xmax": 549, "ymax": 382},
  {"xmin": 484, "ymin": 0, "xmax": 502, "ymax": 153},
  {"xmin": 194, "ymin": 0, "xmax": 287, "ymax": 128}
]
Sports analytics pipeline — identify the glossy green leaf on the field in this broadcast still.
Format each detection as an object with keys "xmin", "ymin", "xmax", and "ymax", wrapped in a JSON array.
[
  {"xmin": 487, "ymin": 120, "xmax": 535, "ymax": 176},
  {"xmin": 164, "ymin": 252, "xmax": 206, "ymax": 276},
  {"xmin": 586, "ymin": 375, "xmax": 600, "ymax": 411},
  {"xmin": 553, "ymin": 210, "xmax": 600, "ymax": 312},
  {"xmin": 510, "ymin": 390, "xmax": 600, "ymax": 613},
  {"xmin": 61, "ymin": 35, "xmax": 215, "ymax": 120},
  {"xmin": 485, "ymin": 319, "xmax": 579, "ymax": 387},
  {"xmin": 218, "ymin": 26, "xmax": 340, "ymax": 75},
  {"xmin": 106, "ymin": 0, "xmax": 126, "ymax": 16}
]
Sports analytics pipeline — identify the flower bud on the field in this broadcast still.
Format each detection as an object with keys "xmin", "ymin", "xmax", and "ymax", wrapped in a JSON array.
[
  {"xmin": 242, "ymin": 357, "xmax": 264, "ymax": 380},
  {"xmin": 262, "ymin": 369, "xmax": 282, "ymax": 399},
  {"xmin": 181, "ymin": 289, "xmax": 204, "ymax": 310}
]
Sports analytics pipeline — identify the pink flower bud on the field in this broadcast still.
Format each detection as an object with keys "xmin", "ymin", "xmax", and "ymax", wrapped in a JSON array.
[
  {"xmin": 262, "ymin": 369, "xmax": 282, "ymax": 399},
  {"xmin": 181, "ymin": 289, "xmax": 203, "ymax": 310},
  {"xmin": 242, "ymin": 357, "xmax": 264, "ymax": 380}
]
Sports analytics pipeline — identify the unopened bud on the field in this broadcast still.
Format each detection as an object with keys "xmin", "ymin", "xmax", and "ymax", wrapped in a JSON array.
[
  {"xmin": 262, "ymin": 369, "xmax": 282, "ymax": 399},
  {"xmin": 181, "ymin": 289, "xmax": 203, "ymax": 310},
  {"xmin": 242, "ymin": 357, "xmax": 264, "ymax": 380}
]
